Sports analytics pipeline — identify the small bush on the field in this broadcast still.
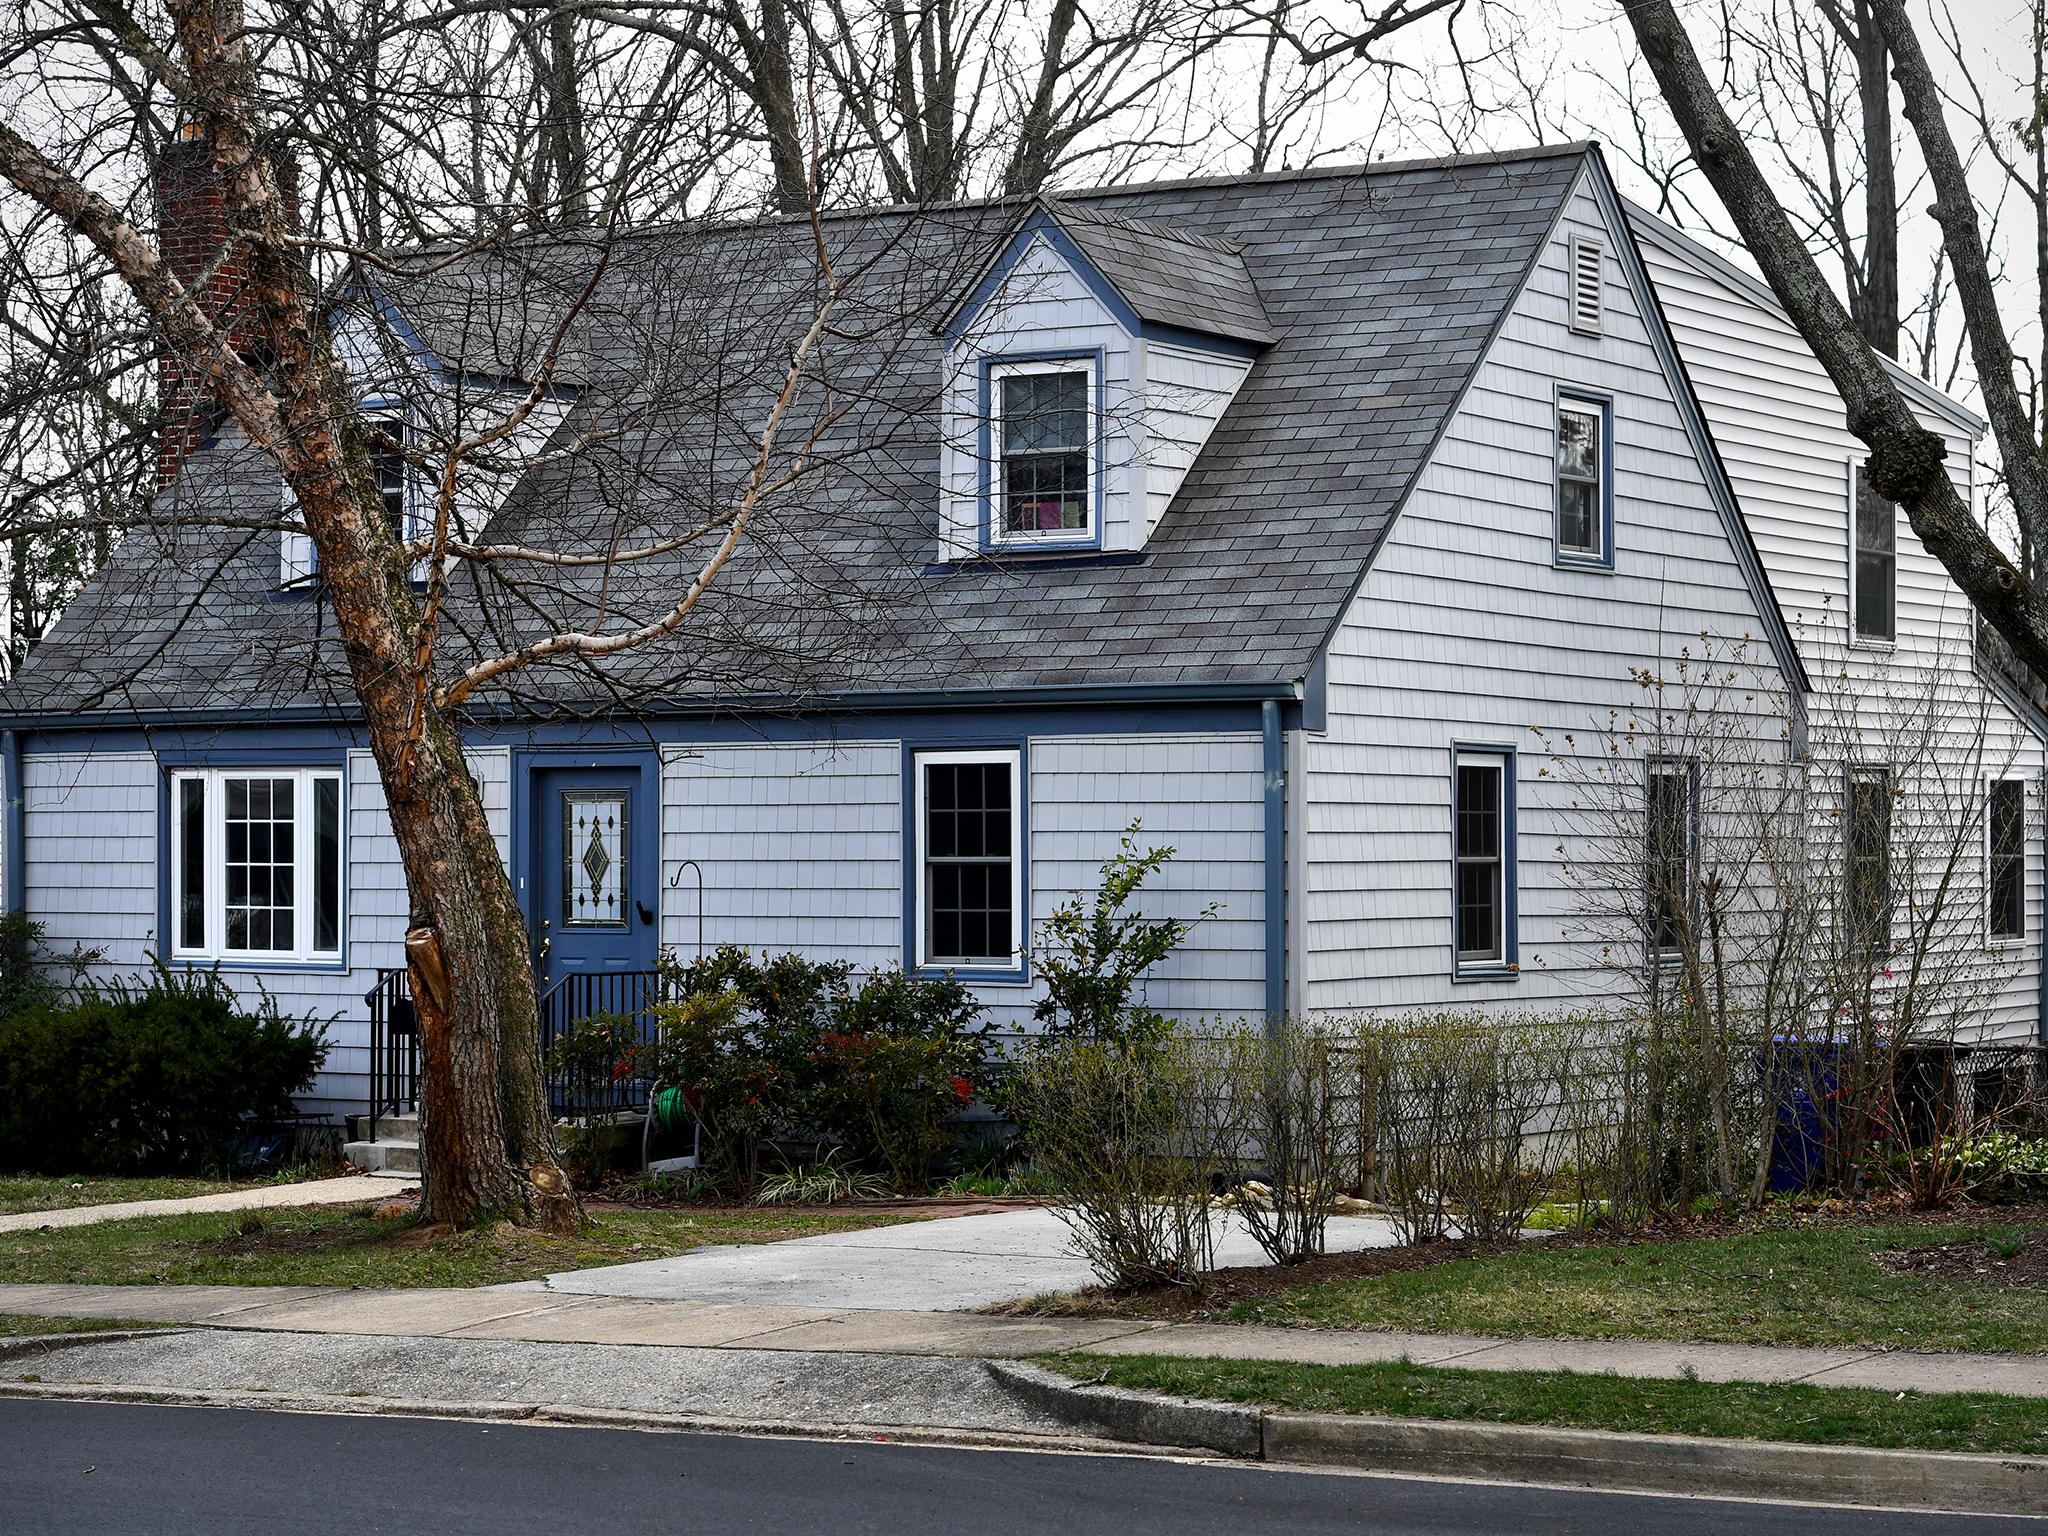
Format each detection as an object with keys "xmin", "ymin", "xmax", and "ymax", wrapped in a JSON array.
[
  {"xmin": 544, "ymin": 1015, "xmax": 648, "ymax": 1185},
  {"xmin": 755, "ymin": 1149, "xmax": 893, "ymax": 1205},
  {"xmin": 1008, "ymin": 1032, "xmax": 1225, "ymax": 1289},
  {"xmin": 0, "ymin": 967, "xmax": 328, "ymax": 1174},
  {"xmin": 1948, "ymin": 1130, "xmax": 2048, "ymax": 1203},
  {"xmin": 811, "ymin": 967, "xmax": 992, "ymax": 1192},
  {"xmin": 1361, "ymin": 1011, "xmax": 1590, "ymax": 1243},
  {"xmin": 1219, "ymin": 1020, "xmax": 1362, "ymax": 1264}
]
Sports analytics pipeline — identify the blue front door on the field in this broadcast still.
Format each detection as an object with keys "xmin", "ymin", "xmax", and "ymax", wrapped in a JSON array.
[{"xmin": 531, "ymin": 764, "xmax": 658, "ymax": 987}]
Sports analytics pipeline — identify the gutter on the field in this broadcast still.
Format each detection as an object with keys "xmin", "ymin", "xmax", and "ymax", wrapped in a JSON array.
[
  {"xmin": 1, "ymin": 729, "xmax": 20, "ymax": 916},
  {"xmin": 0, "ymin": 677, "xmax": 1303, "ymax": 737},
  {"xmin": 1262, "ymin": 699, "xmax": 1288, "ymax": 1028}
]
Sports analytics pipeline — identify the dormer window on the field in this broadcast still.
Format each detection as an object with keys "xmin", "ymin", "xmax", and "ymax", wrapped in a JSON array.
[
  {"xmin": 991, "ymin": 358, "xmax": 1095, "ymax": 546},
  {"xmin": 364, "ymin": 412, "xmax": 412, "ymax": 542}
]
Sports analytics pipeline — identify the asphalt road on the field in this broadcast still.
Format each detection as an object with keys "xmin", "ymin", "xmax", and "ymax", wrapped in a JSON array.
[{"xmin": 0, "ymin": 1398, "xmax": 2036, "ymax": 1535}]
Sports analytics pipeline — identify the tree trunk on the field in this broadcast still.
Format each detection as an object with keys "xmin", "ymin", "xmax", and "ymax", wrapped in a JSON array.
[{"xmin": 1849, "ymin": 2, "xmax": 1900, "ymax": 358}]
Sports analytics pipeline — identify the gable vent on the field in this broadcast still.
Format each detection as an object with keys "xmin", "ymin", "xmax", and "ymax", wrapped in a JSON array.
[{"xmin": 1569, "ymin": 233, "xmax": 1604, "ymax": 336}]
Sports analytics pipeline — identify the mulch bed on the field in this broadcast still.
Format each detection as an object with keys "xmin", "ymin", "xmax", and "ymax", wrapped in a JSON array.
[{"xmin": 1876, "ymin": 1227, "xmax": 2048, "ymax": 1289}]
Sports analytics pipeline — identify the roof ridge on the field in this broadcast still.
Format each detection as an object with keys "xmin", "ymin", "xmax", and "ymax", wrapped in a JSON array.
[
  {"xmin": 1039, "ymin": 200, "xmax": 1243, "ymax": 255},
  {"xmin": 384, "ymin": 141, "xmax": 1599, "ymax": 263}
]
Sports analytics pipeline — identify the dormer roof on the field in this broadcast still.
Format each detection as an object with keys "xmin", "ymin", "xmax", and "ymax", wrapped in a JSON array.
[{"xmin": 943, "ymin": 200, "xmax": 1276, "ymax": 351}]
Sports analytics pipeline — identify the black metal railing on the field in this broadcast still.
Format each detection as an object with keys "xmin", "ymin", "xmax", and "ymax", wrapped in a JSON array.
[
  {"xmin": 364, "ymin": 967, "xmax": 419, "ymax": 1143},
  {"xmin": 366, "ymin": 964, "xmax": 668, "ymax": 1130}
]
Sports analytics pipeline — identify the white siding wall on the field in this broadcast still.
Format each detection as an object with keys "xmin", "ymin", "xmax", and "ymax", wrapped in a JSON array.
[
  {"xmin": 17, "ymin": 742, "xmax": 512, "ymax": 1120},
  {"xmin": 1140, "ymin": 340, "xmax": 1254, "ymax": 535},
  {"xmin": 659, "ymin": 730, "xmax": 1265, "ymax": 1035},
  {"xmin": 1637, "ymin": 223, "xmax": 2045, "ymax": 1044},
  {"xmin": 1304, "ymin": 173, "xmax": 1790, "ymax": 1015}
]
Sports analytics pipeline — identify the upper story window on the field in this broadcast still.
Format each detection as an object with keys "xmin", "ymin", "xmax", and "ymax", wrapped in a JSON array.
[
  {"xmin": 1989, "ymin": 778, "xmax": 2027, "ymax": 944},
  {"xmin": 1555, "ymin": 395, "xmax": 1610, "ymax": 565},
  {"xmin": 991, "ymin": 359, "xmax": 1094, "ymax": 546},
  {"xmin": 1851, "ymin": 465, "xmax": 1897, "ymax": 644},
  {"xmin": 912, "ymin": 748, "xmax": 1023, "ymax": 973},
  {"xmin": 171, "ymin": 766, "xmax": 343, "ymax": 964},
  {"xmin": 1454, "ymin": 749, "xmax": 1515, "ymax": 973},
  {"xmin": 1647, "ymin": 759, "xmax": 1697, "ymax": 961},
  {"xmin": 1845, "ymin": 764, "xmax": 1893, "ymax": 957},
  {"xmin": 279, "ymin": 409, "xmax": 416, "ymax": 588}
]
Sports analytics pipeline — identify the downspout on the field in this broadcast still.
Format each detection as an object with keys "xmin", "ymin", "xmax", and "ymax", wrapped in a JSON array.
[
  {"xmin": 1262, "ymin": 700, "xmax": 1287, "ymax": 1032},
  {"xmin": 1, "ymin": 730, "xmax": 21, "ymax": 916}
]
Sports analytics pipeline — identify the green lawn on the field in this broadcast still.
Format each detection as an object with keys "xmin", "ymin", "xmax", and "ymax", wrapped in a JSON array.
[
  {"xmin": 1051, "ymin": 1353, "xmax": 2048, "ymax": 1458},
  {"xmin": 0, "ymin": 1201, "xmax": 924, "ymax": 1290},
  {"xmin": 0, "ymin": 1312, "xmax": 171, "ymax": 1339},
  {"xmin": 1229, "ymin": 1221, "xmax": 2048, "ymax": 1353},
  {"xmin": 0, "ymin": 1175, "xmax": 252, "ymax": 1215}
]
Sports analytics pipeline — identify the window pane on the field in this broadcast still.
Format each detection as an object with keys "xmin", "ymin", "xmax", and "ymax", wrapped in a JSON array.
[
  {"xmin": 1854, "ymin": 478, "xmax": 1897, "ymax": 641},
  {"xmin": 1455, "ymin": 761, "xmax": 1504, "ymax": 962},
  {"xmin": 223, "ymin": 775, "xmax": 299, "ymax": 953},
  {"xmin": 1559, "ymin": 482, "xmax": 1598, "ymax": 554},
  {"xmin": 1648, "ymin": 768, "xmax": 1690, "ymax": 954},
  {"xmin": 369, "ymin": 416, "xmax": 407, "ymax": 539},
  {"xmin": 561, "ymin": 790, "xmax": 628, "ymax": 927},
  {"xmin": 923, "ymin": 756, "xmax": 1014, "ymax": 965},
  {"xmin": 314, "ymin": 776, "xmax": 341, "ymax": 953},
  {"xmin": 1847, "ymin": 769, "xmax": 1892, "ymax": 953},
  {"xmin": 1557, "ymin": 409, "xmax": 1599, "ymax": 480},
  {"xmin": 1000, "ymin": 370, "xmax": 1089, "ymax": 536},
  {"xmin": 1992, "ymin": 780, "xmax": 2026, "ymax": 941},
  {"xmin": 177, "ymin": 778, "xmax": 205, "ymax": 951},
  {"xmin": 1001, "ymin": 372, "xmax": 1086, "ymax": 454}
]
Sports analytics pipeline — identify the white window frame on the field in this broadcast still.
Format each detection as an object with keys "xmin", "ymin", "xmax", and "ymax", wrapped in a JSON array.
[
  {"xmin": 1453, "ymin": 751, "xmax": 1510, "ymax": 970},
  {"xmin": 169, "ymin": 766, "xmax": 345, "ymax": 964},
  {"xmin": 1555, "ymin": 393, "xmax": 1610, "ymax": 565},
  {"xmin": 1987, "ymin": 776, "xmax": 2028, "ymax": 946},
  {"xmin": 912, "ymin": 747, "xmax": 1024, "ymax": 970},
  {"xmin": 988, "ymin": 357, "xmax": 1097, "ymax": 548},
  {"xmin": 1848, "ymin": 462, "xmax": 1898, "ymax": 648}
]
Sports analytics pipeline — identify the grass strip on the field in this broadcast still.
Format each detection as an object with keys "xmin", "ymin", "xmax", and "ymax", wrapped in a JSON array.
[
  {"xmin": 1047, "ymin": 1352, "xmax": 2048, "ymax": 1458},
  {"xmin": 1232, "ymin": 1221, "xmax": 2048, "ymax": 1353},
  {"xmin": 0, "ymin": 1313, "xmax": 172, "ymax": 1339},
  {"xmin": 0, "ymin": 1201, "xmax": 924, "ymax": 1289}
]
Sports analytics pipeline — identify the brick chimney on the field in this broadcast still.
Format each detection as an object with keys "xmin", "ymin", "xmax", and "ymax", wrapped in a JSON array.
[{"xmin": 152, "ymin": 126, "xmax": 298, "ymax": 486}]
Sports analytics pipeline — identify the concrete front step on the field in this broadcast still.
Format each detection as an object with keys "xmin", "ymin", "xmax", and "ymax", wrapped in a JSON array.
[{"xmin": 343, "ymin": 1138, "xmax": 420, "ymax": 1176}]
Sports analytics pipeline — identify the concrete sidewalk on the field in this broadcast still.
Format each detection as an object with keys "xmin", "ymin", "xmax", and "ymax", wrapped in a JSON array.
[
  {"xmin": 5, "ymin": 1280, "xmax": 2047, "ymax": 1397},
  {"xmin": 0, "ymin": 1176, "xmax": 412, "ymax": 1235}
]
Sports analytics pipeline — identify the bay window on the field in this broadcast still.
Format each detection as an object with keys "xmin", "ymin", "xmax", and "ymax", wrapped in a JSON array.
[{"xmin": 170, "ymin": 767, "xmax": 344, "ymax": 963}]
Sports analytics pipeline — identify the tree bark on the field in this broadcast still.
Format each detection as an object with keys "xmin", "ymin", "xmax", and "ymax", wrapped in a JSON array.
[
  {"xmin": 0, "ymin": 3, "xmax": 580, "ymax": 1232},
  {"xmin": 1623, "ymin": 0, "xmax": 2048, "ymax": 686}
]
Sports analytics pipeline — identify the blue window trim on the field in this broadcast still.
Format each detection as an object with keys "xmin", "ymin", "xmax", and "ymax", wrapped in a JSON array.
[
  {"xmin": 154, "ymin": 746, "xmax": 352, "ymax": 975},
  {"xmin": 509, "ymin": 746, "xmax": 661, "ymax": 947},
  {"xmin": 1553, "ymin": 385, "xmax": 1616, "ymax": 571},
  {"xmin": 1450, "ymin": 741, "xmax": 1519, "ymax": 982},
  {"xmin": 976, "ymin": 348, "xmax": 1108, "ymax": 555},
  {"xmin": 1645, "ymin": 752, "xmax": 1701, "ymax": 968},
  {"xmin": 902, "ymin": 739, "xmax": 1031, "ymax": 985}
]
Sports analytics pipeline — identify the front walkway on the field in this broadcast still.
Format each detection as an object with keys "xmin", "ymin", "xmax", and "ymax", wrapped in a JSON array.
[
  {"xmin": 0, "ymin": 1175, "xmax": 413, "ymax": 1235},
  {"xmin": 528, "ymin": 1207, "xmax": 1402, "ymax": 1310},
  {"xmin": 5, "ymin": 1281, "xmax": 2045, "ymax": 1397}
]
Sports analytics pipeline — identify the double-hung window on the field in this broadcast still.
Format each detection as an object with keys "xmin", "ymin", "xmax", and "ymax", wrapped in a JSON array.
[
  {"xmin": 1989, "ymin": 778, "xmax": 2027, "ymax": 944},
  {"xmin": 280, "ymin": 410, "xmax": 414, "ymax": 587},
  {"xmin": 170, "ymin": 767, "xmax": 344, "ymax": 963},
  {"xmin": 913, "ymin": 748, "xmax": 1023, "ymax": 971},
  {"xmin": 1850, "ymin": 465, "xmax": 1897, "ymax": 644},
  {"xmin": 991, "ymin": 360, "xmax": 1093, "ymax": 544},
  {"xmin": 1556, "ymin": 395, "xmax": 1609, "ymax": 563},
  {"xmin": 1454, "ymin": 751, "xmax": 1514, "ymax": 971},
  {"xmin": 1845, "ymin": 765, "xmax": 1893, "ymax": 957},
  {"xmin": 1647, "ymin": 760, "xmax": 1696, "ymax": 961}
]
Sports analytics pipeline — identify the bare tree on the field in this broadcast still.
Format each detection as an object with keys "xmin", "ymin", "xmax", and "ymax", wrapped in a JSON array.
[{"xmin": 1623, "ymin": 0, "xmax": 2048, "ymax": 692}]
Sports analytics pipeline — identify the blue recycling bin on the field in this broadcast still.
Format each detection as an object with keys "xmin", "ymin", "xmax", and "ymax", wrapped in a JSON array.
[{"xmin": 1761, "ymin": 1038, "xmax": 1842, "ymax": 1193}]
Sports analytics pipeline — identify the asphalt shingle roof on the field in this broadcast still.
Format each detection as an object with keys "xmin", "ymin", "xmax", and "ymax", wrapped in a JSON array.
[
  {"xmin": 5, "ymin": 144, "xmax": 1589, "ymax": 722},
  {"xmin": 1047, "ymin": 203, "xmax": 1275, "ymax": 345}
]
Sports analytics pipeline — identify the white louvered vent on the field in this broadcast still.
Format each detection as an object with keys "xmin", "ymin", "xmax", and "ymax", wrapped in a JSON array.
[{"xmin": 1569, "ymin": 233, "xmax": 1604, "ymax": 336}]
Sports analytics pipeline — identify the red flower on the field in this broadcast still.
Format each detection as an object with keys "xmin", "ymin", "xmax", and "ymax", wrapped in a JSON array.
[
  {"xmin": 952, "ymin": 1076, "xmax": 973, "ymax": 1103},
  {"xmin": 611, "ymin": 1058, "xmax": 633, "ymax": 1081}
]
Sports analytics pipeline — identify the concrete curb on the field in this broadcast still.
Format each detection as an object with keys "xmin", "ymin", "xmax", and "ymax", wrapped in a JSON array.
[
  {"xmin": 983, "ymin": 1361, "xmax": 1263, "ymax": 1457},
  {"xmin": 1264, "ymin": 1411, "xmax": 2048, "ymax": 1517},
  {"xmin": 0, "ymin": 1378, "xmax": 1206, "ymax": 1461}
]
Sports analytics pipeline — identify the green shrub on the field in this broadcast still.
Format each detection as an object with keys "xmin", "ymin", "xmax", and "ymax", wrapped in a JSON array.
[
  {"xmin": 1032, "ymin": 823, "xmax": 1217, "ymax": 1046},
  {"xmin": 0, "ymin": 967, "xmax": 328, "ymax": 1173},
  {"xmin": 544, "ymin": 1014, "xmax": 648, "ymax": 1185},
  {"xmin": 1948, "ymin": 1130, "xmax": 2048, "ymax": 1203},
  {"xmin": 812, "ymin": 967, "xmax": 991, "ymax": 1192},
  {"xmin": 1219, "ymin": 1019, "xmax": 1362, "ymax": 1264}
]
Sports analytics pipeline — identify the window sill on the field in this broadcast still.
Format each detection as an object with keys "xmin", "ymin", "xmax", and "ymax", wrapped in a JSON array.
[
  {"xmin": 913, "ymin": 960, "xmax": 1030, "ymax": 986},
  {"xmin": 167, "ymin": 954, "xmax": 349, "ymax": 976},
  {"xmin": 1452, "ymin": 963, "xmax": 1519, "ymax": 984},
  {"xmin": 926, "ymin": 549, "xmax": 1146, "ymax": 576},
  {"xmin": 1847, "ymin": 636, "xmax": 1898, "ymax": 652},
  {"xmin": 1553, "ymin": 553, "xmax": 1614, "ymax": 573}
]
